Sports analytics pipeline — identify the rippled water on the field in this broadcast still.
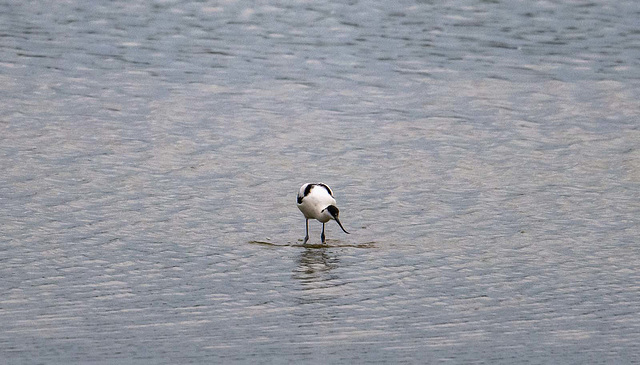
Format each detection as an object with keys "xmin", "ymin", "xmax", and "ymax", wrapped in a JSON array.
[{"xmin": 1, "ymin": 0, "xmax": 639, "ymax": 363}]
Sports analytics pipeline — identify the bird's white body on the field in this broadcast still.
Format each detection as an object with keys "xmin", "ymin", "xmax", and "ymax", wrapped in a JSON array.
[
  {"xmin": 297, "ymin": 183, "xmax": 336, "ymax": 223},
  {"xmin": 297, "ymin": 183, "xmax": 349, "ymax": 244}
]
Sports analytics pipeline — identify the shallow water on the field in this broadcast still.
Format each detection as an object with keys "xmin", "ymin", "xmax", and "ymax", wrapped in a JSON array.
[{"xmin": 1, "ymin": 0, "xmax": 639, "ymax": 363}]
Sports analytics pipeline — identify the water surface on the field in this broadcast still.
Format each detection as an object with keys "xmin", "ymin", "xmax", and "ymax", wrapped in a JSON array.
[{"xmin": 1, "ymin": 0, "xmax": 639, "ymax": 363}]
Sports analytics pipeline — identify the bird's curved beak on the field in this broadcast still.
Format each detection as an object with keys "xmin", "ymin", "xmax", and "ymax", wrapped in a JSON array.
[{"xmin": 335, "ymin": 217, "xmax": 350, "ymax": 234}]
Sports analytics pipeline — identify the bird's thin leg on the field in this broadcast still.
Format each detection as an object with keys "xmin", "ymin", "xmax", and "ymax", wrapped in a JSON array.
[
  {"xmin": 303, "ymin": 219, "xmax": 309, "ymax": 244},
  {"xmin": 321, "ymin": 223, "xmax": 326, "ymax": 244}
]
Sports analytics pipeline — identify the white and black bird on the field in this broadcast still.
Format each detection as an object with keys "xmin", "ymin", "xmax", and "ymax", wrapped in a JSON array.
[{"xmin": 297, "ymin": 183, "xmax": 349, "ymax": 244}]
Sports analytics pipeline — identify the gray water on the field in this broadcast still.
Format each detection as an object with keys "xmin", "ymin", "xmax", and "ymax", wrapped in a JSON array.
[{"xmin": 1, "ymin": 0, "xmax": 639, "ymax": 363}]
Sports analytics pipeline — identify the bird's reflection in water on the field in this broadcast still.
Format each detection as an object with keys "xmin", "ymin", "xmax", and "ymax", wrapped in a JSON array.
[
  {"xmin": 292, "ymin": 247, "xmax": 341, "ymax": 305},
  {"xmin": 293, "ymin": 247, "xmax": 339, "ymax": 281}
]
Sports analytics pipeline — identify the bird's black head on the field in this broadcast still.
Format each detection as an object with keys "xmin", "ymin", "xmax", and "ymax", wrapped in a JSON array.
[
  {"xmin": 325, "ymin": 205, "xmax": 339, "ymax": 219},
  {"xmin": 325, "ymin": 205, "xmax": 349, "ymax": 234}
]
